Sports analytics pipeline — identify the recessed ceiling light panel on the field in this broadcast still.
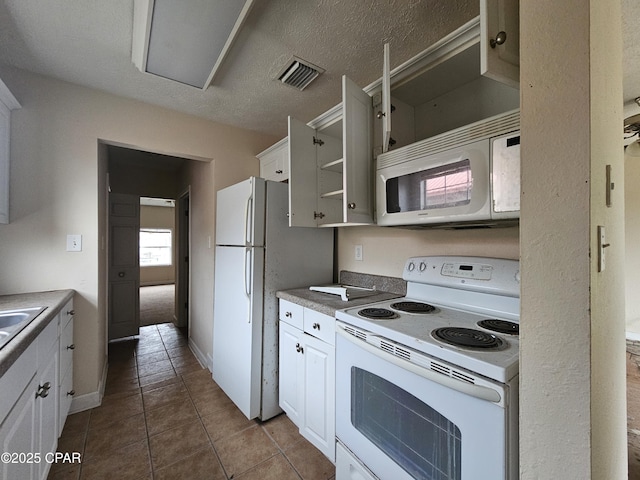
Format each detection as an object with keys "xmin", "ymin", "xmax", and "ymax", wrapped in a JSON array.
[{"xmin": 132, "ymin": 0, "xmax": 254, "ymax": 89}]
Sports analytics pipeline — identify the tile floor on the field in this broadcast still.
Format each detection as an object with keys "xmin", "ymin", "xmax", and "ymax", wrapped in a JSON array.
[{"xmin": 47, "ymin": 323, "xmax": 336, "ymax": 480}]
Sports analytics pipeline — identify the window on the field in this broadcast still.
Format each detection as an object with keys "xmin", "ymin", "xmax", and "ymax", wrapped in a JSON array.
[{"xmin": 139, "ymin": 228, "xmax": 172, "ymax": 266}]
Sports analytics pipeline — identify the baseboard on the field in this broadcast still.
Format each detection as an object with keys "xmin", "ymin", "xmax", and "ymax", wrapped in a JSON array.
[
  {"xmin": 189, "ymin": 340, "xmax": 211, "ymax": 372},
  {"xmin": 69, "ymin": 358, "xmax": 108, "ymax": 414}
]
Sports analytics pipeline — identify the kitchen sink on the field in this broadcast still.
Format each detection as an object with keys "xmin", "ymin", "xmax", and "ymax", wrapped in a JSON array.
[{"xmin": 0, "ymin": 306, "xmax": 47, "ymax": 350}]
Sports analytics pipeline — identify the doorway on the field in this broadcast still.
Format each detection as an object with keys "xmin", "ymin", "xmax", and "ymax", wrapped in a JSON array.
[{"xmin": 105, "ymin": 143, "xmax": 190, "ymax": 341}]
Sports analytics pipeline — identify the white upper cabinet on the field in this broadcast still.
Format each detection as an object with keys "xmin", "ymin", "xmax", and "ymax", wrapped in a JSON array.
[
  {"xmin": 258, "ymin": 138, "xmax": 289, "ymax": 182},
  {"xmin": 0, "ymin": 78, "xmax": 20, "ymax": 225},
  {"xmin": 376, "ymin": 5, "xmax": 520, "ymax": 154},
  {"xmin": 288, "ymin": 75, "xmax": 373, "ymax": 228},
  {"xmin": 481, "ymin": 0, "xmax": 520, "ymax": 88}
]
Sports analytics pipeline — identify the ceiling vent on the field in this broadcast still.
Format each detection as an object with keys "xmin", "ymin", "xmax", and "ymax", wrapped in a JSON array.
[{"xmin": 278, "ymin": 57, "xmax": 325, "ymax": 91}]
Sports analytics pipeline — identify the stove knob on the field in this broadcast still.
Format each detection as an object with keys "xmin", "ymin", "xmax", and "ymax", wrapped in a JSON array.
[
  {"xmin": 407, "ymin": 262, "xmax": 415, "ymax": 272},
  {"xmin": 419, "ymin": 262, "xmax": 427, "ymax": 272}
]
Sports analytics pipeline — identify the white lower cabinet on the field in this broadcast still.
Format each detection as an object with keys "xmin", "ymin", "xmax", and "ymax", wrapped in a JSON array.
[
  {"xmin": 0, "ymin": 298, "xmax": 75, "ymax": 480},
  {"xmin": 279, "ymin": 300, "xmax": 336, "ymax": 462}
]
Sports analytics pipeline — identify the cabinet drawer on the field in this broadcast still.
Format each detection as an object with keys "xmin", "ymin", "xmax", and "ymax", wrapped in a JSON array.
[
  {"xmin": 59, "ymin": 317, "xmax": 74, "ymax": 381},
  {"xmin": 59, "ymin": 368, "xmax": 73, "ymax": 435},
  {"xmin": 303, "ymin": 309, "xmax": 335, "ymax": 346},
  {"xmin": 279, "ymin": 300, "xmax": 304, "ymax": 330}
]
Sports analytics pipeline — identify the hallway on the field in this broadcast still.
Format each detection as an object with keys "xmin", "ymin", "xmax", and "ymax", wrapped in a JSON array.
[{"xmin": 48, "ymin": 323, "xmax": 335, "ymax": 480}]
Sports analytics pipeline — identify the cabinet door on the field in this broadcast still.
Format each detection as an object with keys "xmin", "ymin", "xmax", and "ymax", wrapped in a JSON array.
[
  {"xmin": 480, "ymin": 0, "xmax": 520, "ymax": 88},
  {"xmin": 36, "ymin": 347, "xmax": 58, "ymax": 480},
  {"xmin": 301, "ymin": 333, "xmax": 335, "ymax": 462},
  {"xmin": 278, "ymin": 321, "xmax": 303, "ymax": 426},
  {"xmin": 288, "ymin": 116, "xmax": 319, "ymax": 227},
  {"xmin": 381, "ymin": 43, "xmax": 391, "ymax": 154},
  {"xmin": 342, "ymin": 76, "xmax": 373, "ymax": 225},
  {"xmin": 0, "ymin": 106, "xmax": 9, "ymax": 224},
  {"xmin": 0, "ymin": 376, "xmax": 38, "ymax": 480}
]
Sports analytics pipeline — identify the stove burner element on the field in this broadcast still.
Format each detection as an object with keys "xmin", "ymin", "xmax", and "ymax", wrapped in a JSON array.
[
  {"xmin": 432, "ymin": 327, "xmax": 504, "ymax": 350},
  {"xmin": 358, "ymin": 308, "xmax": 398, "ymax": 319},
  {"xmin": 390, "ymin": 301, "xmax": 436, "ymax": 314},
  {"xmin": 478, "ymin": 319, "xmax": 519, "ymax": 336}
]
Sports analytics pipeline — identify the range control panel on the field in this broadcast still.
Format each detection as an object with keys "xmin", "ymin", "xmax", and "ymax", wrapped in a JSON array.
[{"xmin": 403, "ymin": 256, "xmax": 520, "ymax": 297}]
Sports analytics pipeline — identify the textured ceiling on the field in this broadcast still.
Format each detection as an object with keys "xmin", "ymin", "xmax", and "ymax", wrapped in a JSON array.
[{"xmin": 0, "ymin": 0, "xmax": 636, "ymax": 139}]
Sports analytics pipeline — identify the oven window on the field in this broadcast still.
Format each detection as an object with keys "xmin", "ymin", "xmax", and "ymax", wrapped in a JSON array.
[
  {"xmin": 352, "ymin": 368, "xmax": 461, "ymax": 480},
  {"xmin": 385, "ymin": 159, "xmax": 473, "ymax": 213}
]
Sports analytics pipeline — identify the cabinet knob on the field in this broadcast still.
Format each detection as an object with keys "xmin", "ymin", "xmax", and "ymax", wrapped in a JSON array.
[
  {"xmin": 275, "ymin": 169, "xmax": 283, "ymax": 174},
  {"xmin": 312, "ymin": 323, "xmax": 320, "ymax": 330},
  {"xmin": 295, "ymin": 343, "xmax": 304, "ymax": 354},
  {"xmin": 314, "ymin": 211, "xmax": 325, "ymax": 219},
  {"xmin": 67, "ymin": 309, "xmax": 75, "ymax": 316},
  {"xmin": 490, "ymin": 31, "xmax": 507, "ymax": 48},
  {"xmin": 36, "ymin": 382, "xmax": 51, "ymax": 398},
  {"xmin": 376, "ymin": 110, "xmax": 386, "ymax": 119},
  {"xmin": 118, "ymin": 272, "xmax": 125, "ymax": 278},
  {"xmin": 347, "ymin": 203, "xmax": 356, "ymax": 210},
  {"xmin": 285, "ymin": 312, "xmax": 292, "ymax": 318},
  {"xmin": 67, "ymin": 344, "xmax": 75, "ymax": 350},
  {"xmin": 67, "ymin": 390, "xmax": 76, "ymax": 396}
]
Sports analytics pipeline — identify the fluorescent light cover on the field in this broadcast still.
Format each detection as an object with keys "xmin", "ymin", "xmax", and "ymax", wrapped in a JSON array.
[{"xmin": 132, "ymin": 0, "xmax": 254, "ymax": 89}]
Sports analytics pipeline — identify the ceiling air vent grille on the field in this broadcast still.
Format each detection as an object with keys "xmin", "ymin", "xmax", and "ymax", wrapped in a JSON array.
[{"xmin": 278, "ymin": 57, "xmax": 324, "ymax": 91}]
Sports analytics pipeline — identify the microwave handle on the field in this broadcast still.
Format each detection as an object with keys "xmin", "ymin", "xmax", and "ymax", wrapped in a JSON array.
[{"xmin": 337, "ymin": 326, "xmax": 502, "ymax": 404}]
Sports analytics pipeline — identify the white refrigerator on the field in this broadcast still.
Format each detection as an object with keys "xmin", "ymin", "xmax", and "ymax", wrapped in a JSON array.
[{"xmin": 212, "ymin": 177, "xmax": 334, "ymax": 420}]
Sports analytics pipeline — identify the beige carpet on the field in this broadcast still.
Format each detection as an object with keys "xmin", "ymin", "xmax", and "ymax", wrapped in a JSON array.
[{"xmin": 140, "ymin": 284, "xmax": 175, "ymax": 326}]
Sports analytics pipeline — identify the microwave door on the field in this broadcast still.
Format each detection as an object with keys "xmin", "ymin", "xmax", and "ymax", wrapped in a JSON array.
[{"xmin": 376, "ymin": 139, "xmax": 491, "ymax": 226}]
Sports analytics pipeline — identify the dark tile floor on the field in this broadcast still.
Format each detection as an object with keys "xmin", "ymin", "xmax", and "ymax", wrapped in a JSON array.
[{"xmin": 47, "ymin": 323, "xmax": 335, "ymax": 480}]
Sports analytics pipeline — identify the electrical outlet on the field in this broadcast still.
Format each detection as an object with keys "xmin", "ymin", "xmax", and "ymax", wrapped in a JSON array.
[{"xmin": 355, "ymin": 244, "xmax": 363, "ymax": 261}]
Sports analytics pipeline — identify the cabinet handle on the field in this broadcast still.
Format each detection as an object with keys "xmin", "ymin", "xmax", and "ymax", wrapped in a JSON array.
[
  {"xmin": 285, "ymin": 312, "xmax": 292, "ymax": 318},
  {"xmin": 67, "ymin": 390, "xmax": 76, "ymax": 396},
  {"xmin": 36, "ymin": 382, "xmax": 51, "ymax": 398},
  {"xmin": 275, "ymin": 169, "xmax": 283, "ymax": 174},
  {"xmin": 347, "ymin": 203, "xmax": 356, "ymax": 210},
  {"xmin": 67, "ymin": 344, "xmax": 75, "ymax": 350},
  {"xmin": 490, "ymin": 31, "xmax": 507, "ymax": 48},
  {"xmin": 314, "ymin": 211, "xmax": 325, "ymax": 219},
  {"xmin": 118, "ymin": 272, "xmax": 125, "ymax": 278},
  {"xmin": 295, "ymin": 343, "xmax": 304, "ymax": 354},
  {"xmin": 312, "ymin": 323, "xmax": 320, "ymax": 330},
  {"xmin": 67, "ymin": 309, "xmax": 75, "ymax": 316}
]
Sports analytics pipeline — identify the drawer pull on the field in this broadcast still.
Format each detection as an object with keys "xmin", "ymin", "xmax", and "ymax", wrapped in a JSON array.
[
  {"xmin": 67, "ymin": 390, "xmax": 75, "ymax": 396},
  {"xmin": 295, "ymin": 343, "xmax": 304, "ymax": 354},
  {"xmin": 285, "ymin": 312, "xmax": 292, "ymax": 318},
  {"xmin": 312, "ymin": 323, "xmax": 320, "ymax": 330},
  {"xmin": 275, "ymin": 169, "xmax": 283, "ymax": 174},
  {"xmin": 67, "ymin": 344, "xmax": 75, "ymax": 350},
  {"xmin": 67, "ymin": 309, "xmax": 75, "ymax": 316}
]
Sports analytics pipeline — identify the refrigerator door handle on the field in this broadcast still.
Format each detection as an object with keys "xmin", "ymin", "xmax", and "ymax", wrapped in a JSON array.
[
  {"xmin": 244, "ymin": 194, "xmax": 253, "ymax": 246},
  {"xmin": 244, "ymin": 247, "xmax": 252, "ymax": 322}
]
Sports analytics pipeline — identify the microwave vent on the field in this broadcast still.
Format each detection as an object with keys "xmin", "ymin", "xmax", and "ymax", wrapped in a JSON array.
[
  {"xmin": 277, "ymin": 57, "xmax": 324, "ymax": 91},
  {"xmin": 377, "ymin": 110, "xmax": 520, "ymax": 169}
]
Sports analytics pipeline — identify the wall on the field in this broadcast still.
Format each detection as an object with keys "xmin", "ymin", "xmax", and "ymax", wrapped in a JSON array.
[
  {"xmin": 0, "ymin": 65, "xmax": 277, "ymax": 404},
  {"xmin": 139, "ymin": 204, "xmax": 175, "ymax": 286},
  {"xmin": 337, "ymin": 225, "xmax": 519, "ymax": 277},
  {"xmin": 520, "ymin": 1, "xmax": 626, "ymax": 479}
]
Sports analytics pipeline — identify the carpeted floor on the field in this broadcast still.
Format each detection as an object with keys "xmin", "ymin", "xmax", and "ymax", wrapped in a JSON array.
[{"xmin": 140, "ymin": 284, "xmax": 175, "ymax": 326}]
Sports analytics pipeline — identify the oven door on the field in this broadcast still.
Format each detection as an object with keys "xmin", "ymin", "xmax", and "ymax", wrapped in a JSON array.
[
  {"xmin": 376, "ymin": 139, "xmax": 490, "ymax": 226},
  {"xmin": 336, "ymin": 326, "xmax": 510, "ymax": 480}
]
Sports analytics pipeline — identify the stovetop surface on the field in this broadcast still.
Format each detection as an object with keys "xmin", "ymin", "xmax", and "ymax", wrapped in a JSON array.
[{"xmin": 336, "ymin": 296, "xmax": 519, "ymax": 383}]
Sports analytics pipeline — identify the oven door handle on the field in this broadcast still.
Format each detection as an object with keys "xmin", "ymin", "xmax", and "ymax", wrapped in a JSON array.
[{"xmin": 337, "ymin": 327, "xmax": 502, "ymax": 404}]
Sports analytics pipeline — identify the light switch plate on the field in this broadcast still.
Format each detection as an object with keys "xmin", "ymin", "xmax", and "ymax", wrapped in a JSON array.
[{"xmin": 66, "ymin": 234, "xmax": 82, "ymax": 252}]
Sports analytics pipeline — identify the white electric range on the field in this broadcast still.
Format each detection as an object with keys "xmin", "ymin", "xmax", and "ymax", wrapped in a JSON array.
[{"xmin": 335, "ymin": 256, "xmax": 520, "ymax": 480}]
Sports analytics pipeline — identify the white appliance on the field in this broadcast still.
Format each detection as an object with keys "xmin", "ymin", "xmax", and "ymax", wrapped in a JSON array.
[
  {"xmin": 376, "ymin": 110, "xmax": 520, "ymax": 227},
  {"xmin": 335, "ymin": 256, "xmax": 520, "ymax": 480},
  {"xmin": 212, "ymin": 177, "xmax": 333, "ymax": 421}
]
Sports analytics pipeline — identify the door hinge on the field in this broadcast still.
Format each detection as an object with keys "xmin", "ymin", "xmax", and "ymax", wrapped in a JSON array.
[{"xmin": 313, "ymin": 136, "xmax": 325, "ymax": 146}]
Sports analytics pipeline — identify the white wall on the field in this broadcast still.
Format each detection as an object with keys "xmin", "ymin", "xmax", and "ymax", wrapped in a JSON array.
[
  {"xmin": 0, "ymin": 65, "xmax": 277, "ymax": 401},
  {"xmin": 337, "ymin": 225, "xmax": 519, "ymax": 276},
  {"xmin": 520, "ymin": 1, "xmax": 626, "ymax": 479}
]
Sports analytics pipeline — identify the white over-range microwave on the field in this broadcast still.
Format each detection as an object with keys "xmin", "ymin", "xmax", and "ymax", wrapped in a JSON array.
[{"xmin": 376, "ymin": 110, "xmax": 520, "ymax": 227}]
